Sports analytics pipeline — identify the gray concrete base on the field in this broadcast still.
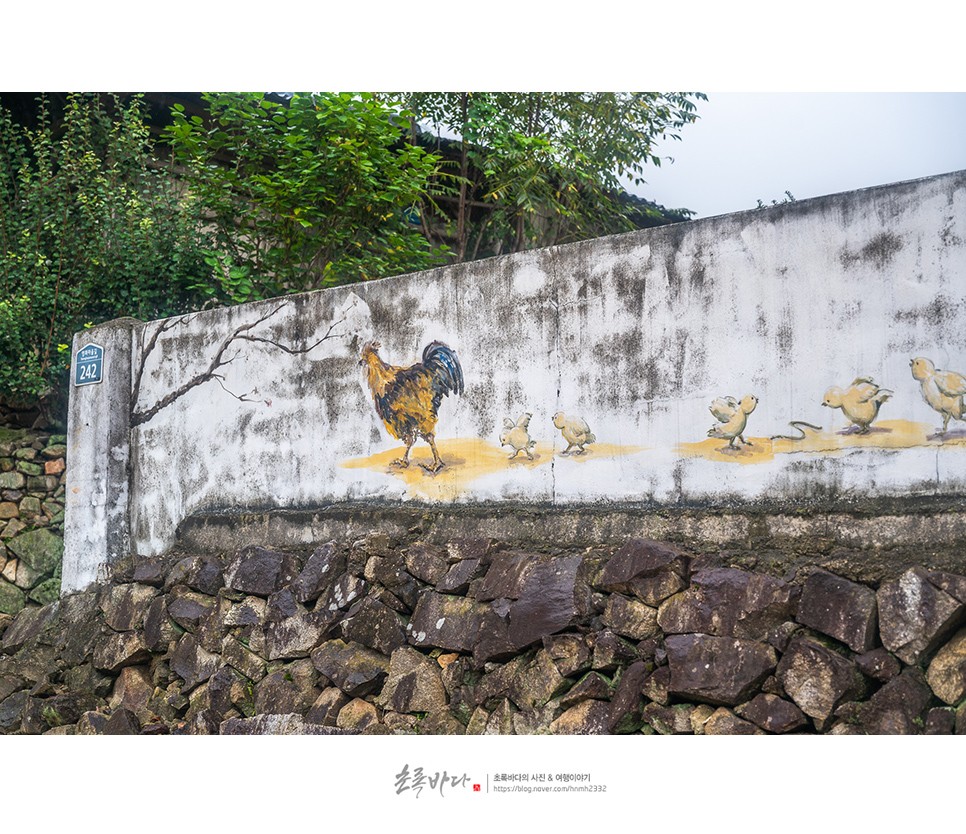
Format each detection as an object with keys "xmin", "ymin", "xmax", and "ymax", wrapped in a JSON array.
[{"xmin": 175, "ymin": 498, "xmax": 966, "ymax": 585}]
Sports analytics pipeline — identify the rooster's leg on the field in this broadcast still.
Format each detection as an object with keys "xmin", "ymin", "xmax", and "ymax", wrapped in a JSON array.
[
  {"xmin": 391, "ymin": 438, "xmax": 414, "ymax": 468},
  {"xmin": 418, "ymin": 433, "xmax": 445, "ymax": 473}
]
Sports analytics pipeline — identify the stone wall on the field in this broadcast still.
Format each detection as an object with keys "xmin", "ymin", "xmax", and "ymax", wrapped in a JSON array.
[
  {"xmin": 64, "ymin": 169, "xmax": 966, "ymax": 591},
  {"xmin": 3, "ymin": 525, "xmax": 964, "ymax": 735},
  {"xmin": 0, "ymin": 425, "xmax": 66, "ymax": 619}
]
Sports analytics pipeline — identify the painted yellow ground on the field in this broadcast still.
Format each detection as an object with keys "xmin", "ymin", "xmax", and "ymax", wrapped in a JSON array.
[
  {"xmin": 677, "ymin": 419, "xmax": 966, "ymax": 465},
  {"xmin": 341, "ymin": 438, "xmax": 645, "ymax": 500}
]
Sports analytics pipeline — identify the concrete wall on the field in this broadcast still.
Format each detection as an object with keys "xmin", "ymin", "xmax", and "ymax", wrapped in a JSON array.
[{"xmin": 64, "ymin": 170, "xmax": 966, "ymax": 591}]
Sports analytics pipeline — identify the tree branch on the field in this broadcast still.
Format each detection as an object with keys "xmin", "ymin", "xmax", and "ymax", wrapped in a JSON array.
[{"xmin": 129, "ymin": 303, "xmax": 348, "ymax": 428}]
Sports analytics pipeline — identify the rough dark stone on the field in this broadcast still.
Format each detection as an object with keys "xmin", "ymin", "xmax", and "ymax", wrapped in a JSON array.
[
  {"xmin": 407, "ymin": 592, "xmax": 488, "ymax": 653},
  {"xmin": 602, "ymin": 594, "xmax": 659, "ymax": 640},
  {"xmin": 658, "ymin": 568, "xmax": 796, "ymax": 641},
  {"xmin": 363, "ymin": 555, "xmax": 411, "ymax": 589},
  {"xmin": 143, "ymin": 596, "xmax": 177, "ymax": 652},
  {"xmin": 643, "ymin": 702, "xmax": 694, "ymax": 735},
  {"xmin": 854, "ymin": 647, "xmax": 901, "ymax": 682},
  {"xmin": 666, "ymin": 633, "xmax": 777, "ymax": 706},
  {"xmin": 318, "ymin": 573, "xmax": 368, "ymax": 618},
  {"xmin": 472, "ymin": 606, "xmax": 516, "ymax": 665},
  {"xmin": 165, "ymin": 555, "xmax": 223, "ymax": 596},
  {"xmin": 591, "ymin": 630, "xmax": 639, "ymax": 673},
  {"xmin": 131, "ymin": 560, "xmax": 165, "ymax": 587},
  {"xmin": 549, "ymin": 699, "xmax": 611, "ymax": 735},
  {"xmin": 766, "ymin": 621, "xmax": 801, "ymax": 653},
  {"xmin": 559, "ymin": 672, "xmax": 612, "ymax": 709},
  {"xmin": 221, "ymin": 635, "xmax": 267, "ymax": 682},
  {"xmin": 796, "ymin": 570, "xmax": 878, "ymax": 652},
  {"xmin": 446, "ymin": 538, "xmax": 492, "ymax": 564},
  {"xmin": 255, "ymin": 660, "xmax": 321, "ymax": 716},
  {"xmin": 508, "ymin": 555, "xmax": 581, "ymax": 649},
  {"xmin": 470, "ymin": 655, "xmax": 529, "ymax": 708},
  {"xmin": 224, "ymin": 596, "xmax": 267, "ymax": 627},
  {"xmin": 736, "ymin": 693, "xmax": 809, "ymax": 734},
  {"xmin": 337, "ymin": 698, "xmax": 380, "ymax": 732},
  {"xmin": 608, "ymin": 660, "xmax": 647, "ymax": 732},
  {"xmin": 877, "ymin": 567, "xmax": 965, "ymax": 665},
  {"xmin": 419, "ymin": 710, "xmax": 466, "ymax": 735},
  {"xmin": 642, "ymin": 666, "xmax": 670, "ymax": 705},
  {"xmin": 224, "ymin": 546, "xmax": 298, "ymax": 597},
  {"xmin": 110, "ymin": 666, "xmax": 154, "ymax": 721},
  {"xmin": 167, "ymin": 590, "xmax": 216, "ymax": 632},
  {"xmin": 310, "ymin": 639, "xmax": 389, "ymax": 698},
  {"xmin": 703, "ymin": 707, "xmax": 764, "ymax": 735},
  {"xmin": 220, "ymin": 713, "xmax": 355, "ymax": 735},
  {"xmin": 0, "ymin": 674, "xmax": 24, "ymax": 703},
  {"xmin": 378, "ymin": 647, "xmax": 448, "ymax": 713},
  {"xmin": 0, "ymin": 691, "xmax": 28, "ymax": 732},
  {"xmin": 404, "ymin": 543, "xmax": 448, "ymax": 585},
  {"xmin": 926, "ymin": 570, "xmax": 966, "ymax": 605},
  {"xmin": 475, "ymin": 551, "xmax": 533, "ymax": 601},
  {"xmin": 306, "ymin": 688, "xmax": 350, "ymax": 727},
  {"xmin": 76, "ymin": 710, "xmax": 109, "ymax": 735},
  {"xmin": 544, "ymin": 634, "xmax": 591, "ymax": 677},
  {"xmin": 264, "ymin": 606, "xmax": 323, "ymax": 661},
  {"xmin": 925, "ymin": 707, "xmax": 956, "ymax": 735},
  {"xmin": 851, "ymin": 669, "xmax": 934, "ymax": 734},
  {"xmin": 103, "ymin": 708, "xmax": 141, "ymax": 735},
  {"xmin": 93, "ymin": 631, "xmax": 151, "ymax": 674},
  {"xmin": 595, "ymin": 538, "xmax": 690, "ymax": 606},
  {"xmin": 292, "ymin": 542, "xmax": 344, "ymax": 604},
  {"xmin": 170, "ymin": 634, "xmax": 221, "ymax": 693},
  {"xmin": 437, "ymin": 559, "xmax": 482, "ymax": 594},
  {"xmin": 777, "ymin": 636, "xmax": 867, "ymax": 721},
  {"xmin": 509, "ymin": 650, "xmax": 568, "ymax": 711},
  {"xmin": 926, "ymin": 627, "xmax": 966, "ymax": 705},
  {"xmin": 1, "ymin": 600, "xmax": 59, "ymax": 654},
  {"xmin": 340, "ymin": 597, "xmax": 406, "ymax": 656}
]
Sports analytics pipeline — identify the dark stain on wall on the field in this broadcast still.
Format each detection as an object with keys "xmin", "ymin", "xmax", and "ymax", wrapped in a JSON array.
[{"xmin": 841, "ymin": 232, "xmax": 904, "ymax": 270}]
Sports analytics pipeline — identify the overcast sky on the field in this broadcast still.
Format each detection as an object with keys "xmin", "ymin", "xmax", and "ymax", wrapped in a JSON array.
[{"xmin": 633, "ymin": 92, "xmax": 966, "ymax": 218}]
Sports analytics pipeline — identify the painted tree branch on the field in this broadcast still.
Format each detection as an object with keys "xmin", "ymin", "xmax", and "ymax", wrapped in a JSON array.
[{"xmin": 130, "ymin": 304, "xmax": 349, "ymax": 428}]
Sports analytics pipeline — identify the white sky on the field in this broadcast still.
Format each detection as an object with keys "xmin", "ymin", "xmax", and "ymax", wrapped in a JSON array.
[{"xmin": 635, "ymin": 92, "xmax": 966, "ymax": 218}]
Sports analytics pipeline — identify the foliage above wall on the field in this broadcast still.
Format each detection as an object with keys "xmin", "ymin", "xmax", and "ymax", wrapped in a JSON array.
[
  {"xmin": 0, "ymin": 94, "xmax": 212, "ymax": 416},
  {"xmin": 166, "ymin": 92, "xmax": 449, "ymax": 301},
  {"xmin": 396, "ymin": 92, "xmax": 706, "ymax": 260}
]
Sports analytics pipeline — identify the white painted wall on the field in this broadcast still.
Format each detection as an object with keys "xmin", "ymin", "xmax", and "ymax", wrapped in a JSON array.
[{"xmin": 63, "ymin": 170, "xmax": 966, "ymax": 588}]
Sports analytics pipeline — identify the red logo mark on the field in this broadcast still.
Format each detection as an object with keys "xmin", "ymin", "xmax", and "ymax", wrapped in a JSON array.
[{"xmin": 473, "ymin": 784, "xmax": 481, "ymax": 792}]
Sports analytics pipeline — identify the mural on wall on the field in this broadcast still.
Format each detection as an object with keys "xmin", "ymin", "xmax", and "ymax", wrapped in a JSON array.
[
  {"xmin": 344, "ymin": 339, "xmax": 643, "ymax": 500},
  {"xmin": 911, "ymin": 357, "xmax": 966, "ymax": 435},
  {"xmin": 821, "ymin": 377, "xmax": 892, "ymax": 434},
  {"xmin": 552, "ymin": 412, "xmax": 596, "ymax": 455},
  {"xmin": 500, "ymin": 412, "xmax": 537, "ymax": 460},
  {"xmin": 706, "ymin": 395, "xmax": 758, "ymax": 450},
  {"xmin": 680, "ymin": 357, "xmax": 966, "ymax": 465},
  {"xmin": 359, "ymin": 340, "xmax": 464, "ymax": 472}
]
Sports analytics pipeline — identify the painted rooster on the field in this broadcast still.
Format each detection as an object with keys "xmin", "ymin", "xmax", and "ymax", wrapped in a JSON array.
[{"xmin": 360, "ymin": 340, "xmax": 464, "ymax": 471}]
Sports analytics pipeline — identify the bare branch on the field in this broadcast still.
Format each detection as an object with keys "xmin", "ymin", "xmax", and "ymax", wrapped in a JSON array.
[
  {"xmin": 129, "ymin": 302, "xmax": 348, "ymax": 428},
  {"xmin": 212, "ymin": 374, "xmax": 263, "ymax": 404}
]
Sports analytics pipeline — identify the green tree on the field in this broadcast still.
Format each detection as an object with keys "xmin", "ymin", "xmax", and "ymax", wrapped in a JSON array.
[
  {"xmin": 166, "ymin": 92, "xmax": 448, "ymax": 300},
  {"xmin": 399, "ymin": 92, "xmax": 706, "ymax": 261},
  {"xmin": 0, "ymin": 93, "xmax": 212, "ymax": 417}
]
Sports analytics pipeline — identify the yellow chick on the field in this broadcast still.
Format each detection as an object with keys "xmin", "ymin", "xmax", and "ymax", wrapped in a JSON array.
[
  {"xmin": 910, "ymin": 357, "xmax": 966, "ymax": 434},
  {"xmin": 552, "ymin": 411, "xmax": 596, "ymax": 455},
  {"xmin": 500, "ymin": 412, "xmax": 537, "ymax": 460},
  {"xmin": 822, "ymin": 377, "xmax": 892, "ymax": 433},
  {"xmin": 707, "ymin": 394, "xmax": 758, "ymax": 447}
]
